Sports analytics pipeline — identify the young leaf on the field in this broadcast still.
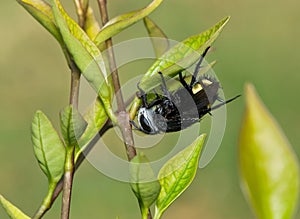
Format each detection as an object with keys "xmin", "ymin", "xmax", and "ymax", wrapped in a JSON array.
[
  {"xmin": 84, "ymin": 7, "xmax": 101, "ymax": 40},
  {"xmin": 239, "ymin": 84, "xmax": 300, "ymax": 219},
  {"xmin": 94, "ymin": 0, "xmax": 164, "ymax": 45},
  {"xmin": 130, "ymin": 154, "xmax": 161, "ymax": 218},
  {"xmin": 0, "ymin": 195, "xmax": 30, "ymax": 219},
  {"xmin": 50, "ymin": 0, "xmax": 116, "ymax": 123},
  {"xmin": 154, "ymin": 134, "xmax": 206, "ymax": 219},
  {"xmin": 139, "ymin": 16, "xmax": 230, "ymax": 91},
  {"xmin": 143, "ymin": 17, "xmax": 170, "ymax": 58},
  {"xmin": 17, "ymin": 0, "xmax": 63, "ymax": 44},
  {"xmin": 60, "ymin": 105, "xmax": 88, "ymax": 148},
  {"xmin": 31, "ymin": 111, "xmax": 65, "ymax": 183},
  {"xmin": 75, "ymin": 98, "xmax": 108, "ymax": 161}
]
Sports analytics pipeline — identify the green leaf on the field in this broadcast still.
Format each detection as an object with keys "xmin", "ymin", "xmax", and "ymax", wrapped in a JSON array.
[
  {"xmin": 60, "ymin": 105, "xmax": 88, "ymax": 148},
  {"xmin": 51, "ymin": 0, "xmax": 116, "ymax": 123},
  {"xmin": 154, "ymin": 134, "xmax": 206, "ymax": 219},
  {"xmin": 84, "ymin": 7, "xmax": 101, "ymax": 40},
  {"xmin": 31, "ymin": 111, "xmax": 65, "ymax": 183},
  {"xmin": 239, "ymin": 84, "xmax": 300, "ymax": 219},
  {"xmin": 130, "ymin": 154, "xmax": 161, "ymax": 218},
  {"xmin": 75, "ymin": 98, "xmax": 108, "ymax": 161},
  {"xmin": 140, "ymin": 16, "xmax": 230, "ymax": 91},
  {"xmin": 17, "ymin": 0, "xmax": 63, "ymax": 44},
  {"xmin": 143, "ymin": 17, "xmax": 169, "ymax": 58},
  {"xmin": 0, "ymin": 195, "xmax": 30, "ymax": 219},
  {"xmin": 94, "ymin": 0, "xmax": 164, "ymax": 45}
]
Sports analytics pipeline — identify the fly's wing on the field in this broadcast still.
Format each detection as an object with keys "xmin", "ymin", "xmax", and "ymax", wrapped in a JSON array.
[
  {"xmin": 154, "ymin": 100, "xmax": 200, "ymax": 132},
  {"xmin": 164, "ymin": 114, "xmax": 200, "ymax": 132}
]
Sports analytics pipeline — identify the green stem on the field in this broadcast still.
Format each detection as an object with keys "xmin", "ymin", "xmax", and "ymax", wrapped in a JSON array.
[
  {"xmin": 32, "ymin": 184, "xmax": 56, "ymax": 219},
  {"xmin": 61, "ymin": 146, "xmax": 75, "ymax": 219}
]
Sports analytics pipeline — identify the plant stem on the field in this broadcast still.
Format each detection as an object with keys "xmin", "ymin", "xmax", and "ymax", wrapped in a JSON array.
[
  {"xmin": 74, "ymin": 0, "xmax": 87, "ymax": 28},
  {"xmin": 97, "ymin": 0, "xmax": 136, "ymax": 161},
  {"xmin": 61, "ymin": 52, "xmax": 81, "ymax": 219},
  {"xmin": 61, "ymin": 146, "xmax": 75, "ymax": 219},
  {"xmin": 69, "ymin": 62, "xmax": 81, "ymax": 109}
]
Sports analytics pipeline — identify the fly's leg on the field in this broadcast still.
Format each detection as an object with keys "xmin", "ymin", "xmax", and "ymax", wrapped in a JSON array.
[
  {"xmin": 179, "ymin": 72, "xmax": 190, "ymax": 90},
  {"xmin": 190, "ymin": 46, "xmax": 211, "ymax": 86},
  {"xmin": 137, "ymin": 82, "xmax": 149, "ymax": 108},
  {"xmin": 158, "ymin": 71, "xmax": 172, "ymax": 100},
  {"xmin": 210, "ymin": 95, "xmax": 241, "ymax": 111},
  {"xmin": 137, "ymin": 82, "xmax": 162, "ymax": 109}
]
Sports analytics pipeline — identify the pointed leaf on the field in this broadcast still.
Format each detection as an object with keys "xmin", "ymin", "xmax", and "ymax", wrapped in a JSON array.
[
  {"xmin": 84, "ymin": 7, "xmax": 101, "ymax": 40},
  {"xmin": 130, "ymin": 154, "xmax": 161, "ymax": 218},
  {"xmin": 140, "ymin": 16, "xmax": 229, "ymax": 91},
  {"xmin": 239, "ymin": 84, "xmax": 300, "ymax": 219},
  {"xmin": 75, "ymin": 98, "xmax": 107, "ymax": 161},
  {"xmin": 0, "ymin": 195, "xmax": 30, "ymax": 219},
  {"xmin": 60, "ymin": 105, "xmax": 88, "ymax": 148},
  {"xmin": 50, "ymin": 0, "xmax": 116, "ymax": 122},
  {"xmin": 143, "ymin": 17, "xmax": 169, "ymax": 58},
  {"xmin": 94, "ymin": 0, "xmax": 163, "ymax": 45},
  {"xmin": 17, "ymin": 0, "xmax": 63, "ymax": 44},
  {"xmin": 31, "ymin": 111, "xmax": 65, "ymax": 183},
  {"xmin": 154, "ymin": 134, "xmax": 206, "ymax": 219}
]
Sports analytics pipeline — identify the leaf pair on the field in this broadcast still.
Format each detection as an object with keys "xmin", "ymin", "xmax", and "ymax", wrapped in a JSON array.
[{"xmin": 130, "ymin": 135, "xmax": 206, "ymax": 219}]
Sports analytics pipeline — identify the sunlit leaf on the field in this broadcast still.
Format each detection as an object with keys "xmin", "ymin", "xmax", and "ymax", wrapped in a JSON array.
[
  {"xmin": 239, "ymin": 84, "xmax": 299, "ymax": 219},
  {"xmin": 60, "ymin": 105, "xmax": 88, "ymax": 148},
  {"xmin": 130, "ymin": 154, "xmax": 161, "ymax": 218},
  {"xmin": 31, "ymin": 111, "xmax": 65, "ymax": 183},
  {"xmin": 154, "ymin": 134, "xmax": 206, "ymax": 219},
  {"xmin": 84, "ymin": 7, "xmax": 101, "ymax": 40},
  {"xmin": 0, "ymin": 195, "xmax": 30, "ymax": 219},
  {"xmin": 94, "ymin": 0, "xmax": 164, "ymax": 45},
  {"xmin": 50, "ymin": 0, "xmax": 116, "ymax": 123},
  {"xmin": 143, "ymin": 17, "xmax": 169, "ymax": 58},
  {"xmin": 140, "ymin": 16, "xmax": 229, "ymax": 90},
  {"xmin": 17, "ymin": 0, "xmax": 63, "ymax": 44}
]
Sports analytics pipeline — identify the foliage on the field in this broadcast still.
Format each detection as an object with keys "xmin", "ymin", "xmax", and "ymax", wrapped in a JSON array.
[{"xmin": 1, "ymin": 0, "xmax": 298, "ymax": 219}]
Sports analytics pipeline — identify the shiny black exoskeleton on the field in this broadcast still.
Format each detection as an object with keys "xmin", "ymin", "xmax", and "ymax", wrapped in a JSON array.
[{"xmin": 133, "ymin": 47, "xmax": 240, "ymax": 134}]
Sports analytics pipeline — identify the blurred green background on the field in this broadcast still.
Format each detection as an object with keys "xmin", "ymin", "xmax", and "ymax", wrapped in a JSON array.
[{"xmin": 1, "ymin": 0, "xmax": 300, "ymax": 218}]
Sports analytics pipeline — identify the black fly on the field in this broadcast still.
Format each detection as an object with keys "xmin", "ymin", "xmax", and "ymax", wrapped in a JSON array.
[{"xmin": 132, "ymin": 46, "xmax": 240, "ymax": 134}]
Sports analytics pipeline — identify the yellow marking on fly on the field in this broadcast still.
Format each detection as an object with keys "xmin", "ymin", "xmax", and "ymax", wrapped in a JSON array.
[
  {"xmin": 192, "ymin": 83, "xmax": 203, "ymax": 94},
  {"xmin": 192, "ymin": 79, "xmax": 213, "ymax": 94}
]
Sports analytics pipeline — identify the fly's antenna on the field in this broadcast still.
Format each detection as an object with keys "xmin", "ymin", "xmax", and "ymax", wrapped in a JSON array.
[
  {"xmin": 210, "ymin": 95, "xmax": 241, "ymax": 111},
  {"xmin": 190, "ymin": 46, "xmax": 211, "ymax": 86}
]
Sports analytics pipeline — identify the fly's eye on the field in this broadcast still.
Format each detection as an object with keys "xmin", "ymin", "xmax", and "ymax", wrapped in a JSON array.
[{"xmin": 139, "ymin": 114, "xmax": 152, "ymax": 133}]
